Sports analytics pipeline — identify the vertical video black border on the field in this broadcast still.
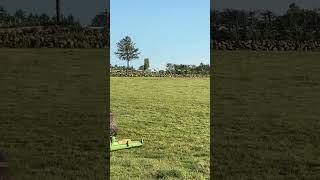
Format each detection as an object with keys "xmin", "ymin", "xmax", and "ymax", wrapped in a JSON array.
[
  {"xmin": 209, "ymin": 0, "xmax": 214, "ymax": 179},
  {"xmin": 106, "ymin": 0, "xmax": 110, "ymax": 179}
]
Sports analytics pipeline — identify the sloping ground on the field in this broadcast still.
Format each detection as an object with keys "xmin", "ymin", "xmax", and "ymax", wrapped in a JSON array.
[
  {"xmin": 111, "ymin": 77, "xmax": 210, "ymax": 179},
  {"xmin": 212, "ymin": 51, "xmax": 320, "ymax": 179},
  {"xmin": 0, "ymin": 49, "xmax": 107, "ymax": 179}
]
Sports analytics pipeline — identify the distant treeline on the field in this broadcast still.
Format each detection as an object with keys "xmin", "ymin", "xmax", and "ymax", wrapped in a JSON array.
[
  {"xmin": 211, "ymin": 3, "xmax": 320, "ymax": 41},
  {"xmin": 111, "ymin": 63, "xmax": 210, "ymax": 77},
  {"xmin": 0, "ymin": 6, "xmax": 109, "ymax": 28},
  {"xmin": 164, "ymin": 63, "xmax": 210, "ymax": 75},
  {"xmin": 0, "ymin": 6, "xmax": 109, "ymax": 48}
]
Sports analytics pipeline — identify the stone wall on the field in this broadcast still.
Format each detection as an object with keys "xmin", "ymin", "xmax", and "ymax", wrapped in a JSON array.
[
  {"xmin": 111, "ymin": 70, "xmax": 209, "ymax": 77},
  {"xmin": 211, "ymin": 40, "xmax": 320, "ymax": 51},
  {"xmin": 0, "ymin": 26, "xmax": 109, "ymax": 48}
]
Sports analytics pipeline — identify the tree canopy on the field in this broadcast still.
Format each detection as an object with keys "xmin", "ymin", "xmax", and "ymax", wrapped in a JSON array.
[{"xmin": 114, "ymin": 36, "xmax": 141, "ymax": 71}]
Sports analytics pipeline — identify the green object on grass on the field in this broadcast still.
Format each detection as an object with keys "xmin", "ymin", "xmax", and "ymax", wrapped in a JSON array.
[{"xmin": 110, "ymin": 136, "xmax": 143, "ymax": 151}]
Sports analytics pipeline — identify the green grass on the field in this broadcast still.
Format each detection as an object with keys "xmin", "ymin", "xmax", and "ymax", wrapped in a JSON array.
[
  {"xmin": 111, "ymin": 77, "xmax": 210, "ymax": 179},
  {"xmin": 212, "ymin": 51, "xmax": 320, "ymax": 179},
  {"xmin": 0, "ymin": 49, "xmax": 107, "ymax": 179}
]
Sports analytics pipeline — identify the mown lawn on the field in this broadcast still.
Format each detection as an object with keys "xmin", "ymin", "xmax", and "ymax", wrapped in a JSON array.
[
  {"xmin": 212, "ymin": 51, "xmax": 320, "ymax": 179},
  {"xmin": 111, "ymin": 77, "xmax": 210, "ymax": 179},
  {"xmin": 0, "ymin": 49, "xmax": 107, "ymax": 179}
]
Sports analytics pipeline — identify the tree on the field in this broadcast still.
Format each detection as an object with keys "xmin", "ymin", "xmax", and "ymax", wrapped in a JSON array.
[
  {"xmin": 39, "ymin": 13, "xmax": 50, "ymax": 25},
  {"xmin": 0, "ymin": 6, "xmax": 4, "ymax": 13},
  {"xmin": 287, "ymin": 3, "xmax": 302, "ymax": 39},
  {"xmin": 138, "ymin": 65, "xmax": 144, "ymax": 70},
  {"xmin": 0, "ymin": 6, "xmax": 6, "ymax": 26},
  {"xmin": 248, "ymin": 10, "xmax": 257, "ymax": 40},
  {"xmin": 91, "ymin": 11, "xmax": 107, "ymax": 27},
  {"xmin": 56, "ymin": 0, "xmax": 61, "ymax": 24},
  {"xmin": 66, "ymin": 14, "xmax": 75, "ymax": 25},
  {"xmin": 166, "ymin": 63, "xmax": 174, "ymax": 74},
  {"xmin": 260, "ymin": 10, "xmax": 274, "ymax": 39},
  {"xmin": 114, "ymin": 36, "xmax": 140, "ymax": 74},
  {"xmin": 14, "ymin": 9, "xmax": 25, "ymax": 25}
]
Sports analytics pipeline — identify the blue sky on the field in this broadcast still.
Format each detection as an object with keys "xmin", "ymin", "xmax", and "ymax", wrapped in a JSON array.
[{"xmin": 111, "ymin": 0, "xmax": 209, "ymax": 70}]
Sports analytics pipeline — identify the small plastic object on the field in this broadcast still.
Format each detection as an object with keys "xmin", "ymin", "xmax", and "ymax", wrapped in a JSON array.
[{"xmin": 110, "ymin": 136, "xmax": 143, "ymax": 151}]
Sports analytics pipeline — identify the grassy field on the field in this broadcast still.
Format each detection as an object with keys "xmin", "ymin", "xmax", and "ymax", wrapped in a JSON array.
[
  {"xmin": 212, "ymin": 51, "xmax": 320, "ymax": 179},
  {"xmin": 0, "ymin": 49, "xmax": 107, "ymax": 179},
  {"xmin": 110, "ymin": 77, "xmax": 210, "ymax": 179}
]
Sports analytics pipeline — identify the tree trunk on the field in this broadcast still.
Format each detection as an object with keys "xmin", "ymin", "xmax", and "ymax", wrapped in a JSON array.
[
  {"xmin": 250, "ymin": 13, "xmax": 255, "ymax": 40},
  {"xmin": 235, "ymin": 14, "xmax": 239, "ymax": 42},
  {"xmin": 126, "ymin": 60, "xmax": 129, "ymax": 75},
  {"xmin": 56, "ymin": 0, "xmax": 61, "ymax": 24}
]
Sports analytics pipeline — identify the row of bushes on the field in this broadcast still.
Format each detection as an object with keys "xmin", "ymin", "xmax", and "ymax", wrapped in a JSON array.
[
  {"xmin": 0, "ymin": 26, "xmax": 108, "ymax": 48},
  {"xmin": 211, "ymin": 40, "xmax": 320, "ymax": 51},
  {"xmin": 111, "ymin": 70, "xmax": 209, "ymax": 78}
]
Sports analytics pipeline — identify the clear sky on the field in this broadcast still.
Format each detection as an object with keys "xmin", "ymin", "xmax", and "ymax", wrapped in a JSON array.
[{"xmin": 111, "ymin": 0, "xmax": 209, "ymax": 70}]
